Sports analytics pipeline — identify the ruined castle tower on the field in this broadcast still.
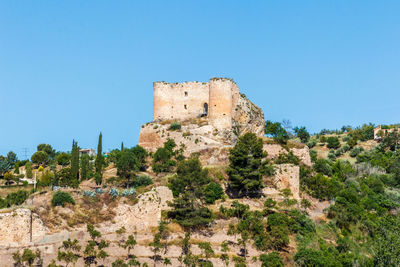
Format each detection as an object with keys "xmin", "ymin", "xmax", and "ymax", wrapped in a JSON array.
[{"xmin": 152, "ymin": 78, "xmax": 239, "ymax": 131}]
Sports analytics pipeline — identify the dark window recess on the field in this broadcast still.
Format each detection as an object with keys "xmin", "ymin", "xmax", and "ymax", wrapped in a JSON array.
[
  {"xmin": 184, "ymin": 104, "xmax": 187, "ymax": 109},
  {"xmin": 201, "ymin": 103, "xmax": 208, "ymax": 117},
  {"xmin": 185, "ymin": 91, "xmax": 188, "ymax": 96}
]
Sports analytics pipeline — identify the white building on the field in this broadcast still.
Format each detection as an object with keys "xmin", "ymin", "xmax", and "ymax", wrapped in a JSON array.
[{"xmin": 79, "ymin": 148, "xmax": 96, "ymax": 157}]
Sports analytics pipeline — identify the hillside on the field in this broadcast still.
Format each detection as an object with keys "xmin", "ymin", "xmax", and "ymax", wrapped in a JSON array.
[{"xmin": 1, "ymin": 119, "xmax": 400, "ymax": 266}]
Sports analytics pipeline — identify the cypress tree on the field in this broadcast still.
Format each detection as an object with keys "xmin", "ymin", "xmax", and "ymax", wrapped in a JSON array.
[
  {"xmin": 70, "ymin": 140, "xmax": 80, "ymax": 186},
  {"xmin": 95, "ymin": 132, "xmax": 104, "ymax": 184},
  {"xmin": 121, "ymin": 142, "xmax": 124, "ymax": 151},
  {"xmin": 80, "ymin": 154, "xmax": 89, "ymax": 180}
]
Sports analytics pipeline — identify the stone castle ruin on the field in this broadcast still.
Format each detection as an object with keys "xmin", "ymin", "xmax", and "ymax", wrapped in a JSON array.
[
  {"xmin": 153, "ymin": 78, "xmax": 241, "ymax": 130},
  {"xmin": 139, "ymin": 78, "xmax": 265, "ymax": 159}
]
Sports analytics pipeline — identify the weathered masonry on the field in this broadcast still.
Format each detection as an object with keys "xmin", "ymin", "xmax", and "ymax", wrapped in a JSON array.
[{"xmin": 153, "ymin": 78, "xmax": 240, "ymax": 130}]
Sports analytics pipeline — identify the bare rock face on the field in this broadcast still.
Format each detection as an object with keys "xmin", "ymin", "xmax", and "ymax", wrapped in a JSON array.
[
  {"xmin": 263, "ymin": 143, "xmax": 312, "ymax": 167},
  {"xmin": 111, "ymin": 186, "xmax": 173, "ymax": 233},
  {"xmin": 0, "ymin": 208, "xmax": 48, "ymax": 246},
  {"xmin": 274, "ymin": 164, "xmax": 300, "ymax": 200},
  {"xmin": 263, "ymin": 164, "xmax": 300, "ymax": 200},
  {"xmin": 232, "ymin": 93, "xmax": 265, "ymax": 138},
  {"xmin": 292, "ymin": 146, "xmax": 312, "ymax": 166}
]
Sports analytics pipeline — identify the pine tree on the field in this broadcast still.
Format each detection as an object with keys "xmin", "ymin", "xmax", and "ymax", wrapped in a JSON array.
[
  {"xmin": 70, "ymin": 140, "xmax": 80, "ymax": 186},
  {"xmin": 227, "ymin": 132, "xmax": 275, "ymax": 197}
]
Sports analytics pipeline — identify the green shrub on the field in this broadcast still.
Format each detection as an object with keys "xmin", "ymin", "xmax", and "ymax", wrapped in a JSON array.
[
  {"xmin": 328, "ymin": 150, "xmax": 337, "ymax": 161},
  {"xmin": 350, "ymin": 147, "xmax": 364, "ymax": 157},
  {"xmin": 327, "ymin": 137, "xmax": 341, "ymax": 149},
  {"xmin": 275, "ymin": 151, "xmax": 300, "ymax": 165},
  {"xmin": 131, "ymin": 175, "xmax": 153, "ymax": 188},
  {"xmin": 168, "ymin": 122, "xmax": 181, "ymax": 131},
  {"xmin": 342, "ymin": 135, "xmax": 350, "ymax": 142},
  {"xmin": 51, "ymin": 191, "xmax": 75, "ymax": 207},
  {"xmin": 203, "ymin": 182, "xmax": 224, "ymax": 204},
  {"xmin": 25, "ymin": 161, "xmax": 33, "ymax": 178},
  {"xmin": 39, "ymin": 170, "xmax": 54, "ymax": 186},
  {"xmin": 313, "ymin": 159, "xmax": 333, "ymax": 176},
  {"xmin": 260, "ymin": 252, "xmax": 284, "ymax": 267},
  {"xmin": 0, "ymin": 197, "xmax": 6, "ymax": 208},
  {"xmin": 56, "ymin": 152, "xmax": 71, "ymax": 166},
  {"xmin": 307, "ymin": 139, "xmax": 317, "ymax": 148},
  {"xmin": 5, "ymin": 190, "xmax": 29, "ymax": 207},
  {"xmin": 342, "ymin": 144, "xmax": 350, "ymax": 152},
  {"xmin": 309, "ymin": 150, "xmax": 317, "ymax": 162}
]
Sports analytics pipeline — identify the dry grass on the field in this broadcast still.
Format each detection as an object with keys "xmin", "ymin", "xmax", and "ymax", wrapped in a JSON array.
[{"xmin": 0, "ymin": 184, "xmax": 34, "ymax": 198}]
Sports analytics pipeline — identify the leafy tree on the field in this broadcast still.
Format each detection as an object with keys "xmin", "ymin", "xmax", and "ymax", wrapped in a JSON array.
[
  {"xmin": 37, "ymin": 143, "xmax": 56, "ymax": 159},
  {"xmin": 167, "ymin": 158, "xmax": 214, "ymax": 229},
  {"xmin": 131, "ymin": 175, "xmax": 153, "ymax": 188},
  {"xmin": 381, "ymin": 131, "xmax": 400, "ymax": 151},
  {"xmin": 327, "ymin": 136, "xmax": 340, "ymax": 149},
  {"xmin": 57, "ymin": 239, "xmax": 81, "ymax": 267},
  {"xmin": 116, "ymin": 149, "xmax": 140, "ymax": 184},
  {"xmin": 52, "ymin": 191, "xmax": 75, "ymax": 207},
  {"xmin": 57, "ymin": 152, "xmax": 71, "ymax": 166},
  {"xmin": 31, "ymin": 151, "xmax": 48, "ymax": 165},
  {"xmin": 4, "ymin": 172, "xmax": 14, "ymax": 185},
  {"xmin": 122, "ymin": 235, "xmax": 137, "ymax": 256},
  {"xmin": 373, "ymin": 215, "xmax": 400, "ymax": 266},
  {"xmin": 112, "ymin": 259, "xmax": 128, "ymax": 267},
  {"xmin": 203, "ymin": 181, "xmax": 224, "ymax": 204},
  {"xmin": 227, "ymin": 133, "xmax": 274, "ymax": 197},
  {"xmin": 87, "ymin": 223, "xmax": 101, "ymax": 241},
  {"xmin": 13, "ymin": 248, "xmax": 42, "ymax": 267},
  {"xmin": 153, "ymin": 139, "xmax": 177, "ymax": 173},
  {"xmin": 313, "ymin": 158, "xmax": 333, "ymax": 176},
  {"xmin": 199, "ymin": 242, "xmax": 214, "ymax": 261},
  {"xmin": 294, "ymin": 126, "xmax": 310, "ymax": 143},
  {"xmin": 84, "ymin": 224, "xmax": 109, "ymax": 266},
  {"xmin": 0, "ymin": 157, "xmax": 11, "ymax": 176},
  {"xmin": 7, "ymin": 151, "xmax": 17, "ymax": 166},
  {"xmin": 14, "ymin": 163, "xmax": 20, "ymax": 174},
  {"xmin": 220, "ymin": 241, "xmax": 230, "ymax": 267},
  {"xmin": 265, "ymin": 120, "xmax": 289, "ymax": 144}
]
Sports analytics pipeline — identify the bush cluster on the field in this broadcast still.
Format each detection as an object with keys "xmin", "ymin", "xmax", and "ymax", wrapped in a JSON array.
[{"xmin": 51, "ymin": 191, "xmax": 75, "ymax": 207}]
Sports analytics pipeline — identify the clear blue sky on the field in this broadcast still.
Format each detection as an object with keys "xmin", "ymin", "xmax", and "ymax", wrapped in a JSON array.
[{"xmin": 1, "ymin": 1, "xmax": 400, "ymax": 159}]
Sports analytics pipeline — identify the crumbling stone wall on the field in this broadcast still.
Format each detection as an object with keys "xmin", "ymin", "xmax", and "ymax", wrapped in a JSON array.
[
  {"xmin": 153, "ymin": 81, "xmax": 209, "ymax": 121},
  {"xmin": 152, "ymin": 78, "xmax": 250, "ymax": 132}
]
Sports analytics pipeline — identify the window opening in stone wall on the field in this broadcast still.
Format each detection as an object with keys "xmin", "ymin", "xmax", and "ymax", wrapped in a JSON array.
[
  {"xmin": 184, "ymin": 104, "xmax": 187, "ymax": 109},
  {"xmin": 202, "ymin": 103, "xmax": 208, "ymax": 117},
  {"xmin": 185, "ymin": 91, "xmax": 188, "ymax": 96}
]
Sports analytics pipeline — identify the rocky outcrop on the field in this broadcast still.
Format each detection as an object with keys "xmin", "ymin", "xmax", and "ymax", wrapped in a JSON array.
[
  {"xmin": 107, "ymin": 186, "xmax": 173, "ymax": 232},
  {"xmin": 139, "ymin": 121, "xmax": 233, "ymax": 166},
  {"xmin": 232, "ymin": 93, "xmax": 265, "ymax": 137},
  {"xmin": 274, "ymin": 164, "xmax": 300, "ymax": 200},
  {"xmin": 139, "ymin": 92, "xmax": 265, "ymax": 166},
  {"xmin": 0, "ymin": 208, "xmax": 47, "ymax": 247},
  {"xmin": 263, "ymin": 164, "xmax": 300, "ymax": 200},
  {"xmin": 263, "ymin": 143, "xmax": 312, "ymax": 167}
]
